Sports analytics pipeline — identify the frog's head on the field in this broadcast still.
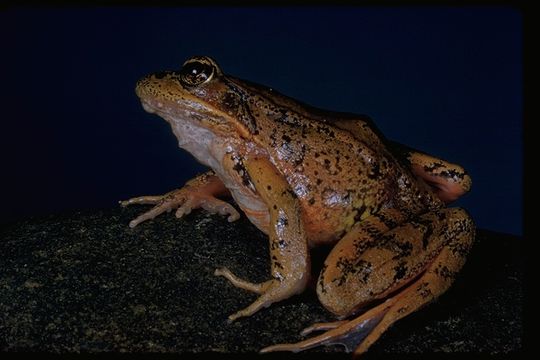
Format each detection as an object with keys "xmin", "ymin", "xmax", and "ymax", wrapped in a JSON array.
[{"xmin": 135, "ymin": 56, "xmax": 258, "ymax": 140}]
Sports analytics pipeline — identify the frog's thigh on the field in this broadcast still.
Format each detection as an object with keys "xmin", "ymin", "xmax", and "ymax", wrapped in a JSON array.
[
  {"xmin": 260, "ymin": 208, "xmax": 474, "ymax": 354},
  {"xmin": 317, "ymin": 207, "xmax": 474, "ymax": 318}
]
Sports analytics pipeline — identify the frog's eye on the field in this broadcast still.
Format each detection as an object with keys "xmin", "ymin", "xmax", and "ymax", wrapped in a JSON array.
[{"xmin": 179, "ymin": 60, "xmax": 215, "ymax": 87}]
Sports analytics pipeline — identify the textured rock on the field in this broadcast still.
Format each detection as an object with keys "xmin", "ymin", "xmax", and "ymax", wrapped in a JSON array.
[{"xmin": 0, "ymin": 206, "xmax": 523, "ymax": 357}]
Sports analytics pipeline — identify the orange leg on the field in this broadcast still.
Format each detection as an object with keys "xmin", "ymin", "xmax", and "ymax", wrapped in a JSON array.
[
  {"xmin": 120, "ymin": 171, "xmax": 239, "ymax": 227},
  {"xmin": 261, "ymin": 208, "xmax": 474, "ymax": 356}
]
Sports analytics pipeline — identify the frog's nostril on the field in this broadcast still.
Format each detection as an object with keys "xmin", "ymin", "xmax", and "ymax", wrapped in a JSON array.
[
  {"xmin": 135, "ymin": 77, "xmax": 150, "ymax": 98},
  {"xmin": 135, "ymin": 82, "xmax": 144, "ymax": 97}
]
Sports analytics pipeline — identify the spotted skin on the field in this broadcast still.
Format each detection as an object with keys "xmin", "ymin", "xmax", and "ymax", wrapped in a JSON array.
[
  {"xmin": 121, "ymin": 55, "xmax": 475, "ymax": 356},
  {"xmin": 385, "ymin": 141, "xmax": 472, "ymax": 203}
]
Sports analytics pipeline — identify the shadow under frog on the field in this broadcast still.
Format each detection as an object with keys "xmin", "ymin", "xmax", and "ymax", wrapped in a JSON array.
[{"xmin": 120, "ymin": 56, "xmax": 475, "ymax": 357}]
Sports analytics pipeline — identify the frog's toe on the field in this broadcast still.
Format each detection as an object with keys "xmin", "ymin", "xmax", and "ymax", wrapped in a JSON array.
[
  {"xmin": 198, "ymin": 198, "xmax": 240, "ymax": 222},
  {"xmin": 214, "ymin": 267, "xmax": 270, "ymax": 294},
  {"xmin": 174, "ymin": 198, "xmax": 194, "ymax": 218},
  {"xmin": 127, "ymin": 200, "xmax": 177, "ymax": 228},
  {"xmin": 300, "ymin": 320, "xmax": 348, "ymax": 336},
  {"xmin": 119, "ymin": 195, "xmax": 166, "ymax": 207}
]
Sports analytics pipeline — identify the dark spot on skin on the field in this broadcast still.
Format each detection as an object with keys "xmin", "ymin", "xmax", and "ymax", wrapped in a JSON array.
[
  {"xmin": 416, "ymin": 282, "xmax": 432, "ymax": 299},
  {"xmin": 423, "ymin": 162, "xmax": 445, "ymax": 173},
  {"xmin": 401, "ymin": 176, "xmax": 412, "ymax": 188},
  {"xmin": 292, "ymin": 144, "xmax": 307, "ymax": 166},
  {"xmin": 284, "ymin": 189, "xmax": 297, "ymax": 199},
  {"xmin": 277, "ymin": 215, "xmax": 289, "ymax": 227},
  {"xmin": 224, "ymin": 92, "xmax": 239, "ymax": 109},
  {"xmin": 278, "ymin": 239, "xmax": 286, "ymax": 248},
  {"xmin": 448, "ymin": 236, "xmax": 471, "ymax": 257},
  {"xmin": 376, "ymin": 233, "xmax": 414, "ymax": 260},
  {"xmin": 316, "ymin": 178, "xmax": 323, "ymax": 185},
  {"xmin": 308, "ymin": 197, "xmax": 316, "ymax": 205},
  {"xmin": 232, "ymin": 160, "xmax": 243, "ymax": 173},
  {"xmin": 315, "ymin": 124, "xmax": 335, "ymax": 137},
  {"xmin": 273, "ymin": 261, "xmax": 284, "ymax": 269},
  {"xmin": 273, "ymin": 205, "xmax": 277, "ymax": 210},
  {"xmin": 282, "ymin": 134, "xmax": 292, "ymax": 143},
  {"xmin": 438, "ymin": 265, "xmax": 456, "ymax": 280},
  {"xmin": 267, "ymin": 185, "xmax": 272, "ymax": 191},
  {"xmin": 395, "ymin": 241, "xmax": 413, "ymax": 259},
  {"xmin": 440, "ymin": 169, "xmax": 466, "ymax": 180},
  {"xmin": 436, "ymin": 211, "xmax": 447, "ymax": 221},
  {"xmin": 354, "ymin": 205, "xmax": 367, "ymax": 222},
  {"xmin": 231, "ymin": 156, "xmax": 253, "ymax": 189},
  {"xmin": 393, "ymin": 263, "xmax": 408, "ymax": 281},
  {"xmin": 323, "ymin": 159, "xmax": 331, "ymax": 170},
  {"xmin": 421, "ymin": 225, "xmax": 433, "ymax": 250},
  {"xmin": 368, "ymin": 161, "xmax": 381, "ymax": 179},
  {"xmin": 376, "ymin": 212, "xmax": 400, "ymax": 229},
  {"xmin": 333, "ymin": 258, "xmax": 373, "ymax": 286},
  {"xmin": 397, "ymin": 306, "xmax": 408, "ymax": 314}
]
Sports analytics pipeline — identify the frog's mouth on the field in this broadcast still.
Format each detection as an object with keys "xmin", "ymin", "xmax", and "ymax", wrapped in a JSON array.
[
  {"xmin": 139, "ymin": 98, "xmax": 166, "ymax": 115},
  {"xmin": 141, "ymin": 99, "xmax": 158, "ymax": 114},
  {"xmin": 138, "ymin": 97, "xmax": 191, "ymax": 121}
]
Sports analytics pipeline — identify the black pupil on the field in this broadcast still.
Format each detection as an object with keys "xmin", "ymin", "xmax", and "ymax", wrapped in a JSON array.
[{"xmin": 181, "ymin": 62, "xmax": 212, "ymax": 83}]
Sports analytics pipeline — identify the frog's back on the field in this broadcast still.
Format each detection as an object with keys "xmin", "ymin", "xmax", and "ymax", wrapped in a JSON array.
[{"xmin": 231, "ymin": 81, "xmax": 439, "ymax": 245}]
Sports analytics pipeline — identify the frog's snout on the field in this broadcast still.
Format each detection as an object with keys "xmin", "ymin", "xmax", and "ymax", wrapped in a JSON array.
[
  {"xmin": 135, "ymin": 75, "xmax": 166, "ymax": 114},
  {"xmin": 135, "ymin": 76, "xmax": 150, "ymax": 99}
]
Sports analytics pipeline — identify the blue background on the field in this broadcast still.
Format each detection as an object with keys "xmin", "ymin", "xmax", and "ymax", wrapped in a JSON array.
[{"xmin": 1, "ymin": 7, "xmax": 522, "ymax": 235}]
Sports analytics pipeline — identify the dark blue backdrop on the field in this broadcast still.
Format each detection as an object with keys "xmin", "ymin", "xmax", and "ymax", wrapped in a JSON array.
[{"xmin": 1, "ymin": 7, "xmax": 522, "ymax": 235}]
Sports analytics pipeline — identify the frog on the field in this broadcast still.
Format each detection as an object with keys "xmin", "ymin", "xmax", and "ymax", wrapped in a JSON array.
[{"xmin": 120, "ymin": 55, "xmax": 475, "ymax": 356}]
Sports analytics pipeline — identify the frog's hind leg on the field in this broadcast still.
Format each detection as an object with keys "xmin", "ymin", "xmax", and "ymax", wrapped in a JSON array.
[{"xmin": 260, "ymin": 207, "xmax": 474, "ymax": 356}]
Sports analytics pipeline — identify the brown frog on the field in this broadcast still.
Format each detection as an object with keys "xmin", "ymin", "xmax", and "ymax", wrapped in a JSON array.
[{"xmin": 120, "ymin": 56, "xmax": 474, "ymax": 356}]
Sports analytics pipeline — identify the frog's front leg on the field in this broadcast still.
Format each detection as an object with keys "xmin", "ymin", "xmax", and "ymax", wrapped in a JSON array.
[
  {"xmin": 261, "ymin": 207, "xmax": 474, "ymax": 356},
  {"xmin": 120, "ymin": 170, "xmax": 240, "ymax": 227},
  {"xmin": 215, "ymin": 156, "xmax": 310, "ymax": 322}
]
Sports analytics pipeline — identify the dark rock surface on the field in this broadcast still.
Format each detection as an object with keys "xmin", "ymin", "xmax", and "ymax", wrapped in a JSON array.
[{"xmin": 0, "ymin": 206, "xmax": 523, "ymax": 358}]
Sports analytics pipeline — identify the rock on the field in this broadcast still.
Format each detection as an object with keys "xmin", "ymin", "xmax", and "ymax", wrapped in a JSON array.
[{"xmin": 0, "ymin": 206, "xmax": 522, "ymax": 357}]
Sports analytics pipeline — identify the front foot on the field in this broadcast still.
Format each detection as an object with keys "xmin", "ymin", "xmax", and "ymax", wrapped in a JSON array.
[{"xmin": 120, "ymin": 187, "xmax": 239, "ymax": 228}]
